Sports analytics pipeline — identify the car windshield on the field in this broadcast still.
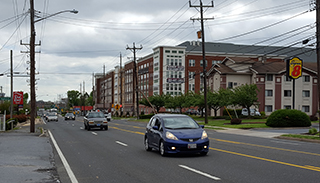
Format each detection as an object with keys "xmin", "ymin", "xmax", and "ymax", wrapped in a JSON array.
[
  {"xmin": 66, "ymin": 113, "xmax": 74, "ymax": 116},
  {"xmin": 163, "ymin": 117, "xmax": 199, "ymax": 129},
  {"xmin": 48, "ymin": 112, "xmax": 56, "ymax": 116},
  {"xmin": 87, "ymin": 112, "xmax": 104, "ymax": 118}
]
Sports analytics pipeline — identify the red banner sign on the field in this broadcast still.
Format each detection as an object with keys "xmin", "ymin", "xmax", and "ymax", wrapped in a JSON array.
[{"xmin": 13, "ymin": 92, "xmax": 23, "ymax": 105}]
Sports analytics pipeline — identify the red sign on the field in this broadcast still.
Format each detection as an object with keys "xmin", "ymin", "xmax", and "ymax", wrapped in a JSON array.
[{"xmin": 13, "ymin": 92, "xmax": 23, "ymax": 105}]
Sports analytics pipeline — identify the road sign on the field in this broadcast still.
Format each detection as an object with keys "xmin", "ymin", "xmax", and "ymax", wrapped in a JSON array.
[
  {"xmin": 115, "ymin": 104, "xmax": 120, "ymax": 110},
  {"xmin": 288, "ymin": 57, "xmax": 303, "ymax": 79},
  {"xmin": 0, "ymin": 97, "xmax": 11, "ymax": 101},
  {"xmin": 13, "ymin": 91, "xmax": 23, "ymax": 105}
]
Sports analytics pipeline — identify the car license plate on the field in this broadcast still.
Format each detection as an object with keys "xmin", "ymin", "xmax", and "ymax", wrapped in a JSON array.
[
  {"xmin": 96, "ymin": 124, "xmax": 101, "ymax": 126},
  {"xmin": 188, "ymin": 144, "xmax": 197, "ymax": 149}
]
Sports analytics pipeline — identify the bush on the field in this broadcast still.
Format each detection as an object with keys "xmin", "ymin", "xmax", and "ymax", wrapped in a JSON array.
[
  {"xmin": 266, "ymin": 109, "xmax": 311, "ymax": 127},
  {"xmin": 139, "ymin": 114, "xmax": 154, "ymax": 119},
  {"xmin": 6, "ymin": 118, "xmax": 18, "ymax": 130},
  {"xmin": 310, "ymin": 115, "xmax": 318, "ymax": 121},
  {"xmin": 230, "ymin": 118, "xmax": 242, "ymax": 125},
  {"xmin": 309, "ymin": 128, "xmax": 318, "ymax": 135}
]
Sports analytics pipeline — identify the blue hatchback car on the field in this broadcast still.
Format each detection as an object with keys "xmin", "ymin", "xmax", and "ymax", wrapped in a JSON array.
[{"xmin": 144, "ymin": 114, "xmax": 209, "ymax": 156}]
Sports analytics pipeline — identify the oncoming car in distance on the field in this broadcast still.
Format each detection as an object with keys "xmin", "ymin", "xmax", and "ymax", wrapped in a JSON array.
[
  {"xmin": 65, "ymin": 113, "xmax": 75, "ymax": 120},
  {"xmin": 84, "ymin": 112, "xmax": 108, "ymax": 131},
  {"xmin": 144, "ymin": 114, "xmax": 209, "ymax": 156}
]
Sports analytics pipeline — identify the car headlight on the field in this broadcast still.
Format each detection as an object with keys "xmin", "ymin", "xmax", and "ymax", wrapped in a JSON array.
[
  {"xmin": 201, "ymin": 131, "xmax": 208, "ymax": 140},
  {"xmin": 166, "ymin": 132, "xmax": 178, "ymax": 140}
]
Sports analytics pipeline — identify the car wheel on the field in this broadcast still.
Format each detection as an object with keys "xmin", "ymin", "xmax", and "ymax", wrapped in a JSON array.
[
  {"xmin": 159, "ymin": 141, "xmax": 167, "ymax": 156},
  {"xmin": 105, "ymin": 126, "xmax": 108, "ymax": 130},
  {"xmin": 144, "ymin": 137, "xmax": 152, "ymax": 151}
]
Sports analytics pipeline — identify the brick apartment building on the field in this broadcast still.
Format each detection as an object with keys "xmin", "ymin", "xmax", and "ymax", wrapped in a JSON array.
[{"xmin": 94, "ymin": 41, "xmax": 317, "ymax": 116}]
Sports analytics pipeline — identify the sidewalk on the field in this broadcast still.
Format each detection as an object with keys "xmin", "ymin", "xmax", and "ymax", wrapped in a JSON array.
[
  {"xmin": 214, "ymin": 127, "xmax": 284, "ymax": 138},
  {"xmin": 0, "ymin": 119, "xmax": 58, "ymax": 183}
]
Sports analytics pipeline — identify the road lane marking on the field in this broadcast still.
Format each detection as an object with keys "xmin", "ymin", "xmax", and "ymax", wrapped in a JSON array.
[
  {"xmin": 110, "ymin": 125, "xmax": 320, "ymax": 173},
  {"xmin": 179, "ymin": 165, "xmax": 221, "ymax": 181},
  {"xmin": 210, "ymin": 147, "xmax": 320, "ymax": 172},
  {"xmin": 110, "ymin": 126, "xmax": 144, "ymax": 135},
  {"xmin": 212, "ymin": 138, "xmax": 320, "ymax": 157},
  {"xmin": 116, "ymin": 141, "xmax": 128, "ymax": 147},
  {"xmin": 91, "ymin": 132, "xmax": 98, "ymax": 136},
  {"xmin": 80, "ymin": 127, "xmax": 83, "ymax": 130},
  {"xmin": 271, "ymin": 140, "xmax": 300, "ymax": 146},
  {"xmin": 48, "ymin": 130, "xmax": 78, "ymax": 183}
]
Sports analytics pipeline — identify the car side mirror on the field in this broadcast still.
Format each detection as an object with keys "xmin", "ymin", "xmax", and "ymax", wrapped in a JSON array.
[
  {"xmin": 152, "ymin": 126, "xmax": 159, "ymax": 130},
  {"xmin": 200, "ymin": 125, "xmax": 204, "ymax": 128}
]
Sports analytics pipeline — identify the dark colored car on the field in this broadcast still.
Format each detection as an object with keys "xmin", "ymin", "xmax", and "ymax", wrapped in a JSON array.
[
  {"xmin": 65, "ymin": 113, "xmax": 75, "ymax": 120},
  {"xmin": 84, "ymin": 112, "xmax": 108, "ymax": 131},
  {"xmin": 185, "ymin": 109, "xmax": 199, "ymax": 115},
  {"xmin": 144, "ymin": 114, "xmax": 209, "ymax": 156}
]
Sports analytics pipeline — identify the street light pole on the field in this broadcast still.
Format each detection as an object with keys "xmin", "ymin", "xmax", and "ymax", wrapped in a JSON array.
[{"xmin": 29, "ymin": 0, "xmax": 78, "ymax": 132}]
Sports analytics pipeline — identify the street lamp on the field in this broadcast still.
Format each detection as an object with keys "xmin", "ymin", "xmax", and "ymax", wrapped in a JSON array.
[{"xmin": 29, "ymin": 0, "xmax": 78, "ymax": 133}]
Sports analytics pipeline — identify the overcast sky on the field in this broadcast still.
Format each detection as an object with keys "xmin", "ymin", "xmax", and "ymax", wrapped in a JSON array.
[{"xmin": 0, "ymin": 0, "xmax": 316, "ymax": 102}]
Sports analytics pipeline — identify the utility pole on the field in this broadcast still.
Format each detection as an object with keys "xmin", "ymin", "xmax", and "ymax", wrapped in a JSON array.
[
  {"xmin": 30, "ymin": 0, "xmax": 36, "ymax": 133},
  {"xmin": 103, "ymin": 64, "xmax": 106, "ymax": 110},
  {"xmin": 126, "ymin": 43, "xmax": 142, "ymax": 119},
  {"xmin": 10, "ymin": 50, "xmax": 13, "ymax": 119},
  {"xmin": 83, "ymin": 81, "xmax": 85, "ymax": 115},
  {"xmin": 120, "ymin": 52, "xmax": 123, "ymax": 116},
  {"xmin": 316, "ymin": 0, "xmax": 320, "ymax": 137},
  {"xmin": 80, "ymin": 83, "xmax": 82, "ymax": 115},
  {"xmin": 190, "ymin": 0, "xmax": 214, "ymax": 124},
  {"xmin": 92, "ymin": 73, "xmax": 94, "ymax": 110}
]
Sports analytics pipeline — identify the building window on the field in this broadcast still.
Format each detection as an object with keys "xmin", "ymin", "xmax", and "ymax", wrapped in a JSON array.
[
  {"xmin": 284, "ymin": 105, "xmax": 291, "ymax": 109},
  {"xmin": 166, "ymin": 84, "xmax": 169, "ymax": 90},
  {"xmin": 265, "ymin": 90, "xmax": 273, "ymax": 97},
  {"xmin": 200, "ymin": 60, "xmax": 207, "ymax": 67},
  {"xmin": 228, "ymin": 82, "xmax": 233, "ymax": 89},
  {"xmin": 172, "ymin": 50, "xmax": 177, "ymax": 53},
  {"xmin": 189, "ymin": 71, "xmax": 195, "ymax": 79},
  {"xmin": 302, "ymin": 106, "xmax": 310, "ymax": 112},
  {"xmin": 212, "ymin": 60, "xmax": 221, "ymax": 65},
  {"xmin": 303, "ymin": 75, "xmax": 310, "ymax": 82},
  {"xmin": 179, "ymin": 51, "xmax": 184, "ymax": 54},
  {"xmin": 285, "ymin": 75, "xmax": 292, "ymax": 82},
  {"xmin": 284, "ymin": 90, "xmax": 292, "ymax": 97},
  {"xmin": 266, "ymin": 74, "xmax": 273, "ymax": 81},
  {"xmin": 189, "ymin": 59, "xmax": 195, "ymax": 67},
  {"xmin": 265, "ymin": 105, "xmax": 273, "ymax": 112},
  {"xmin": 165, "ymin": 50, "xmax": 170, "ymax": 53},
  {"xmin": 302, "ymin": 90, "xmax": 310, "ymax": 97}
]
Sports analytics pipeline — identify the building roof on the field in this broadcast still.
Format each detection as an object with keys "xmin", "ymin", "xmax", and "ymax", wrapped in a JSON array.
[
  {"xmin": 178, "ymin": 41, "xmax": 316, "ymax": 62},
  {"xmin": 250, "ymin": 62, "xmax": 286, "ymax": 74}
]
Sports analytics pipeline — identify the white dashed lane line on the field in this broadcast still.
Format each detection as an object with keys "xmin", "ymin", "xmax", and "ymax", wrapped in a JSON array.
[
  {"xmin": 179, "ymin": 165, "xmax": 221, "ymax": 181},
  {"xmin": 91, "ymin": 132, "xmax": 98, "ymax": 136},
  {"xmin": 116, "ymin": 141, "xmax": 128, "ymax": 147}
]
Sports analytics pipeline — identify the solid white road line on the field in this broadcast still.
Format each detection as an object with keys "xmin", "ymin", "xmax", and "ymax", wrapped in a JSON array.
[
  {"xmin": 116, "ymin": 141, "xmax": 128, "ymax": 147},
  {"xmin": 48, "ymin": 130, "xmax": 78, "ymax": 183},
  {"xmin": 179, "ymin": 165, "xmax": 221, "ymax": 181},
  {"xmin": 91, "ymin": 132, "xmax": 98, "ymax": 136}
]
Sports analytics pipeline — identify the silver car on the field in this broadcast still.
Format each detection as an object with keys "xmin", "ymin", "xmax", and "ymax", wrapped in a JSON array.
[
  {"xmin": 84, "ymin": 112, "xmax": 108, "ymax": 131},
  {"xmin": 47, "ymin": 112, "xmax": 58, "ymax": 122}
]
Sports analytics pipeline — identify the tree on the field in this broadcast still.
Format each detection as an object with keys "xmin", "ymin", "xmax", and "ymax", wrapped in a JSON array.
[
  {"xmin": 139, "ymin": 94, "xmax": 167, "ymax": 113},
  {"xmin": 232, "ymin": 84, "xmax": 259, "ymax": 117},
  {"xmin": 165, "ymin": 93, "xmax": 189, "ymax": 113},
  {"xmin": 86, "ymin": 91, "xmax": 94, "ymax": 106},
  {"xmin": 67, "ymin": 90, "xmax": 80, "ymax": 108}
]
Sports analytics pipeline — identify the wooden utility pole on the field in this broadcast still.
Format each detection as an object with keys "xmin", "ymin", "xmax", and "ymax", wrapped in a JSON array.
[
  {"xmin": 30, "ymin": 0, "xmax": 36, "ymax": 132},
  {"xmin": 103, "ymin": 64, "xmax": 106, "ymax": 110},
  {"xmin": 190, "ymin": 0, "xmax": 214, "ymax": 124},
  {"xmin": 120, "ymin": 52, "xmax": 123, "ymax": 115},
  {"xmin": 126, "ymin": 43, "xmax": 142, "ymax": 119},
  {"xmin": 10, "ymin": 50, "xmax": 13, "ymax": 119},
  {"xmin": 316, "ymin": 0, "xmax": 320, "ymax": 137}
]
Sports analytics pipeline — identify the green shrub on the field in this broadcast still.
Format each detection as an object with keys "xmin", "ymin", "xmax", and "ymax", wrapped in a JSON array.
[
  {"xmin": 139, "ymin": 114, "xmax": 154, "ymax": 119},
  {"xmin": 310, "ymin": 115, "xmax": 318, "ymax": 121},
  {"xmin": 309, "ymin": 128, "xmax": 318, "ymax": 135},
  {"xmin": 6, "ymin": 118, "xmax": 18, "ymax": 130},
  {"xmin": 266, "ymin": 109, "xmax": 311, "ymax": 127},
  {"xmin": 230, "ymin": 118, "xmax": 242, "ymax": 125},
  {"xmin": 260, "ymin": 111, "xmax": 266, "ymax": 117}
]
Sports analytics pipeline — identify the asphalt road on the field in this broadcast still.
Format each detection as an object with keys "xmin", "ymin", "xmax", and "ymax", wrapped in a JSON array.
[{"xmin": 43, "ymin": 116, "xmax": 320, "ymax": 183}]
